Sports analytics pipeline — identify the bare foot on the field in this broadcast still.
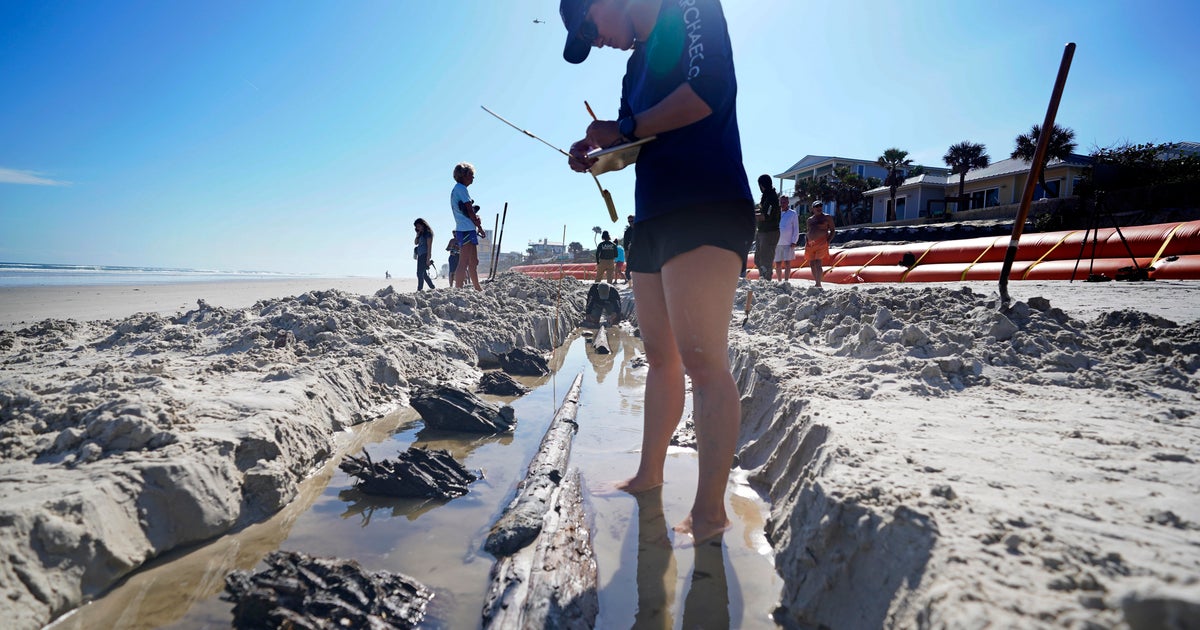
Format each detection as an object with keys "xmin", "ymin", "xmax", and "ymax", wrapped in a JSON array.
[
  {"xmin": 593, "ymin": 475, "xmax": 663, "ymax": 497},
  {"xmin": 672, "ymin": 514, "xmax": 731, "ymax": 548}
]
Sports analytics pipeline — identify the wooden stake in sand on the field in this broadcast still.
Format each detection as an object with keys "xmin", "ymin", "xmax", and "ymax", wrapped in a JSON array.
[{"xmin": 1000, "ymin": 42, "xmax": 1076, "ymax": 305}]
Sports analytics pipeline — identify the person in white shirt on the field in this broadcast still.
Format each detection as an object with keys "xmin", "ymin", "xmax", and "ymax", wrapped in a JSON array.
[{"xmin": 773, "ymin": 195, "xmax": 800, "ymax": 281}]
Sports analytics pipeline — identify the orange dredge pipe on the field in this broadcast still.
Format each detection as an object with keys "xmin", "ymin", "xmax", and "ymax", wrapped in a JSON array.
[{"xmin": 509, "ymin": 220, "xmax": 1200, "ymax": 283}]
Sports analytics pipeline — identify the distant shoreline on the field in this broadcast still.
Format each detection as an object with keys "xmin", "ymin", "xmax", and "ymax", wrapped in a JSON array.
[
  {"xmin": 0, "ymin": 277, "xmax": 420, "ymax": 329},
  {"xmin": 0, "ymin": 261, "xmax": 375, "ymax": 289}
]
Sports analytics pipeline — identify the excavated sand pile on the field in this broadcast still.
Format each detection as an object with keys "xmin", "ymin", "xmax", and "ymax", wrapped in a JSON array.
[
  {"xmin": 730, "ymin": 281, "xmax": 1200, "ymax": 628},
  {"xmin": 0, "ymin": 274, "xmax": 584, "ymax": 629}
]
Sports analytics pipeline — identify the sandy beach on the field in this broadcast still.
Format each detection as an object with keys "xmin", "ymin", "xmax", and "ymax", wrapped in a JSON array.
[
  {"xmin": 2, "ymin": 274, "xmax": 1198, "ymax": 628},
  {"xmin": 5, "ymin": 276, "xmax": 1200, "ymax": 330},
  {"xmin": 0, "ymin": 277, "xmax": 419, "ymax": 331}
]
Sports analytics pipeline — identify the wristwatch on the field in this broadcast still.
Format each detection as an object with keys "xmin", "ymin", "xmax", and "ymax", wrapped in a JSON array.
[{"xmin": 618, "ymin": 116, "xmax": 639, "ymax": 142}]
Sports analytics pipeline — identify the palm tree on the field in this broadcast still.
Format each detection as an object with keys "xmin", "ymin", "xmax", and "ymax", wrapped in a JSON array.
[
  {"xmin": 831, "ymin": 166, "xmax": 869, "ymax": 226},
  {"xmin": 877, "ymin": 148, "xmax": 912, "ymax": 221},
  {"xmin": 1011, "ymin": 124, "xmax": 1077, "ymax": 198},
  {"xmin": 568, "ymin": 241, "xmax": 583, "ymax": 256},
  {"xmin": 793, "ymin": 177, "xmax": 830, "ymax": 209},
  {"xmin": 943, "ymin": 141, "xmax": 991, "ymax": 210}
]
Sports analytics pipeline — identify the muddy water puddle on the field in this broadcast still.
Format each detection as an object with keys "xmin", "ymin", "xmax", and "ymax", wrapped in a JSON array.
[{"xmin": 53, "ymin": 328, "xmax": 781, "ymax": 629}]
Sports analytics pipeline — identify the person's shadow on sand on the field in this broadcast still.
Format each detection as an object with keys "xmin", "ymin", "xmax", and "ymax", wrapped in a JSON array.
[{"xmin": 631, "ymin": 489, "xmax": 733, "ymax": 629}]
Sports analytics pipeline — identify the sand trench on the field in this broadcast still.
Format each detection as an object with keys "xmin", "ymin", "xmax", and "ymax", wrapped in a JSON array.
[{"xmin": 2, "ymin": 274, "xmax": 1199, "ymax": 628}]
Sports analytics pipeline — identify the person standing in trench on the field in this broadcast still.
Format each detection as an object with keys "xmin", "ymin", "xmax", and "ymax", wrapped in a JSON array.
[{"xmin": 561, "ymin": 0, "xmax": 753, "ymax": 543}]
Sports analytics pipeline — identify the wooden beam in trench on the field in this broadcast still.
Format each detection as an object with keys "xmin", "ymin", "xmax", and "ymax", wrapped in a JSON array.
[{"xmin": 480, "ymin": 372, "xmax": 598, "ymax": 629}]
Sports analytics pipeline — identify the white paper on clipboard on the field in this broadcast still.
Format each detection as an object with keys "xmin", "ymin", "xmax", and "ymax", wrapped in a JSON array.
[{"xmin": 586, "ymin": 136, "xmax": 656, "ymax": 175}]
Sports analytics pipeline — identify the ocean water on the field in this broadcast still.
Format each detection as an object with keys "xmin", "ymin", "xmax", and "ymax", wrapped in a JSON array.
[{"xmin": 0, "ymin": 262, "xmax": 317, "ymax": 288}]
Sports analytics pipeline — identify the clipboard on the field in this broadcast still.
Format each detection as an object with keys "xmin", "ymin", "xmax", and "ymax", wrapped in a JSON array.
[{"xmin": 586, "ymin": 136, "xmax": 656, "ymax": 175}]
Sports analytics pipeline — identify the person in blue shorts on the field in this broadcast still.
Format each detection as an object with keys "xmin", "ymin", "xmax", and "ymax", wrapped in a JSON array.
[
  {"xmin": 562, "ymin": 0, "xmax": 753, "ymax": 544},
  {"xmin": 450, "ymin": 162, "xmax": 487, "ymax": 290}
]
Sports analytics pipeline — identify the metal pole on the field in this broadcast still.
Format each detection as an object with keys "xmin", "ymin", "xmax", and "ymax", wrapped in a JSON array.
[
  {"xmin": 494, "ymin": 202, "xmax": 509, "ymax": 278},
  {"xmin": 489, "ymin": 213, "xmax": 500, "ymax": 280},
  {"xmin": 999, "ymin": 42, "xmax": 1076, "ymax": 305},
  {"xmin": 553, "ymin": 224, "xmax": 566, "ymax": 348}
]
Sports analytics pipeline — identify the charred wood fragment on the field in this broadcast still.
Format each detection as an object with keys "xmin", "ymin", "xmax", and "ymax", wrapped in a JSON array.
[
  {"xmin": 339, "ymin": 448, "xmax": 481, "ymax": 499},
  {"xmin": 498, "ymin": 346, "xmax": 550, "ymax": 376},
  {"xmin": 478, "ymin": 371, "xmax": 531, "ymax": 397},
  {"xmin": 223, "ymin": 550, "xmax": 433, "ymax": 630},
  {"xmin": 411, "ymin": 385, "xmax": 515, "ymax": 433}
]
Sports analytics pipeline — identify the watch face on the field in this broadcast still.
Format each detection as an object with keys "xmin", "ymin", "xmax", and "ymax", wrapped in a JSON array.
[{"xmin": 619, "ymin": 117, "xmax": 635, "ymax": 139}]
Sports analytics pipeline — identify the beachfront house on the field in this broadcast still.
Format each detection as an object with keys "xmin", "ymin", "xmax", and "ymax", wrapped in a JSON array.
[
  {"xmin": 775, "ymin": 154, "xmax": 950, "ymax": 223},
  {"xmin": 526, "ymin": 239, "xmax": 567, "ymax": 263},
  {"xmin": 775, "ymin": 152, "xmax": 1095, "ymax": 224},
  {"xmin": 775, "ymin": 155, "xmax": 894, "ymax": 190},
  {"xmin": 862, "ymin": 154, "xmax": 1093, "ymax": 221}
]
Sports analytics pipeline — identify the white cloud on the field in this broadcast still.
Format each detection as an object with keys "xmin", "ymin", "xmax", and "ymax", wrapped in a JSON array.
[{"xmin": 0, "ymin": 167, "xmax": 70, "ymax": 186}]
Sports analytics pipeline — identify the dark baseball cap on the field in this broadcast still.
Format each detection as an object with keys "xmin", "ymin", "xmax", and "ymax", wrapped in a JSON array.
[{"xmin": 560, "ymin": 0, "xmax": 594, "ymax": 64}]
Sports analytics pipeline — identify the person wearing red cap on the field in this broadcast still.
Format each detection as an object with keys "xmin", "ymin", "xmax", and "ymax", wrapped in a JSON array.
[{"xmin": 561, "ymin": 0, "xmax": 752, "ymax": 544}]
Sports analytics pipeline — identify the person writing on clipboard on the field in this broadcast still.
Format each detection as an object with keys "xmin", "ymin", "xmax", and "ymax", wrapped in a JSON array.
[{"xmin": 562, "ymin": 0, "xmax": 753, "ymax": 544}]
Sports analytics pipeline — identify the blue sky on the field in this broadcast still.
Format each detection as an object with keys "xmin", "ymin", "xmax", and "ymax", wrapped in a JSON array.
[{"xmin": 2, "ymin": 0, "xmax": 1198, "ymax": 277}]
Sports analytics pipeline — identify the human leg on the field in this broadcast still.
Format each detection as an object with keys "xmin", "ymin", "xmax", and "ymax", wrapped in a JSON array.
[
  {"xmin": 417, "ymin": 256, "xmax": 433, "ymax": 290},
  {"xmin": 463, "ymin": 242, "xmax": 482, "ymax": 290},
  {"xmin": 616, "ymin": 270, "xmax": 685, "ymax": 494},
  {"xmin": 661, "ymin": 245, "xmax": 742, "ymax": 542},
  {"xmin": 757, "ymin": 232, "xmax": 778, "ymax": 280},
  {"xmin": 811, "ymin": 241, "xmax": 830, "ymax": 286}
]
